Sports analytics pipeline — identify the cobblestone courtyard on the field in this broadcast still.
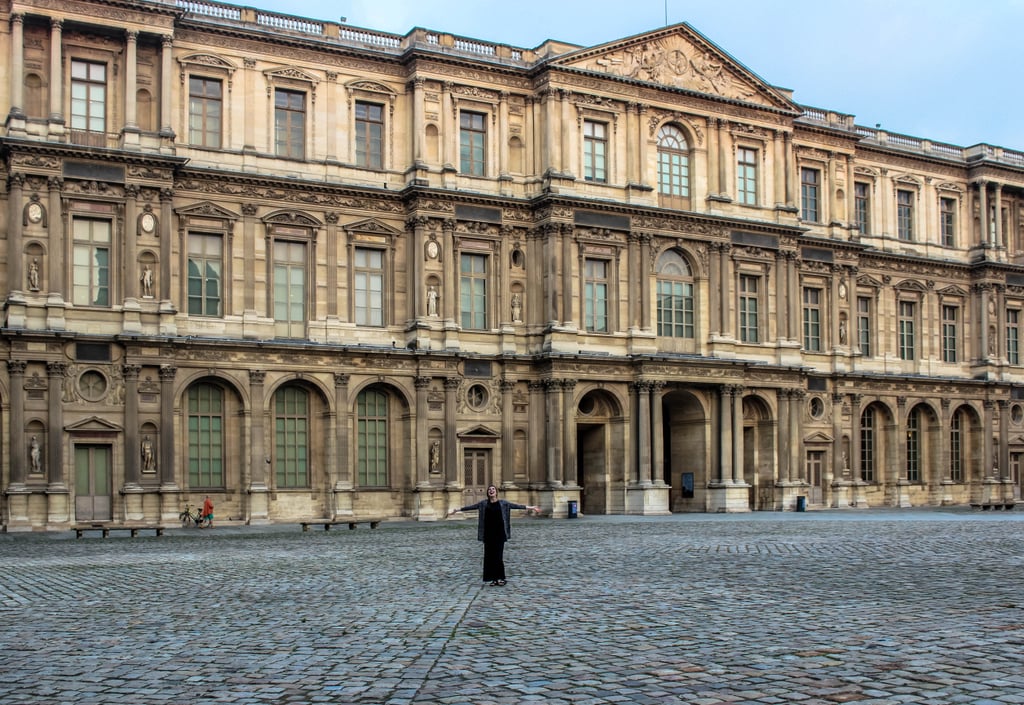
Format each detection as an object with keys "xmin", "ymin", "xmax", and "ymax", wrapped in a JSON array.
[{"xmin": 1, "ymin": 509, "xmax": 1023, "ymax": 705}]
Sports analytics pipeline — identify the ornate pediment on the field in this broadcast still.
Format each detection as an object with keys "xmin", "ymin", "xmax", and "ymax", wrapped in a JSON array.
[
  {"xmin": 263, "ymin": 210, "xmax": 323, "ymax": 228},
  {"xmin": 458, "ymin": 425, "xmax": 501, "ymax": 439},
  {"xmin": 803, "ymin": 431, "xmax": 834, "ymax": 444},
  {"xmin": 175, "ymin": 201, "xmax": 240, "ymax": 222},
  {"xmin": 66, "ymin": 416, "xmax": 122, "ymax": 433},
  {"xmin": 552, "ymin": 24, "xmax": 797, "ymax": 111},
  {"xmin": 344, "ymin": 218, "xmax": 403, "ymax": 236}
]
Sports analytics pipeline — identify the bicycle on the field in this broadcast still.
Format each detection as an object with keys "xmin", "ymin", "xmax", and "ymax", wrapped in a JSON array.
[{"xmin": 179, "ymin": 503, "xmax": 207, "ymax": 528}]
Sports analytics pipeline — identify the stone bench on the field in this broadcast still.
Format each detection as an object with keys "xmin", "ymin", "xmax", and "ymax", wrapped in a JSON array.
[
  {"xmin": 73, "ymin": 524, "xmax": 166, "ymax": 539},
  {"xmin": 300, "ymin": 518, "xmax": 384, "ymax": 531}
]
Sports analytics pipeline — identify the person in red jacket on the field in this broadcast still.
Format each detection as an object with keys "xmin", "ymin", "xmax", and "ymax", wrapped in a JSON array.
[{"xmin": 201, "ymin": 495, "xmax": 214, "ymax": 528}]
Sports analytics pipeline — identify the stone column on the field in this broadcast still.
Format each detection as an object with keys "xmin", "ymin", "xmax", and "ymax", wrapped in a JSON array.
[
  {"xmin": 8, "ymin": 13, "xmax": 24, "ymax": 120},
  {"xmin": 441, "ymin": 82, "xmax": 455, "ymax": 170},
  {"xmin": 411, "ymin": 78, "xmax": 425, "ymax": 166},
  {"xmin": 498, "ymin": 91, "xmax": 509, "ymax": 178},
  {"xmin": 159, "ymin": 35, "xmax": 174, "ymax": 138},
  {"xmin": 500, "ymin": 380, "xmax": 515, "ymax": 486},
  {"xmin": 706, "ymin": 117, "xmax": 719, "ymax": 195},
  {"xmin": 994, "ymin": 184, "xmax": 1004, "ymax": 248},
  {"xmin": 773, "ymin": 130, "xmax": 785, "ymax": 206},
  {"xmin": 159, "ymin": 366, "xmax": 177, "ymax": 487},
  {"xmin": 8, "ymin": 174, "xmax": 25, "ymax": 298},
  {"xmin": 123, "ymin": 186, "xmax": 139, "ymax": 300},
  {"xmin": 718, "ymin": 386, "xmax": 732, "ymax": 484},
  {"xmin": 651, "ymin": 382, "xmax": 665, "ymax": 486},
  {"xmin": 788, "ymin": 255, "xmax": 801, "ymax": 341},
  {"xmin": 243, "ymin": 58, "xmax": 256, "ymax": 152},
  {"xmin": 415, "ymin": 376, "xmax": 431, "ymax": 487},
  {"xmin": 561, "ymin": 224, "xmax": 573, "ymax": 326},
  {"xmin": 46, "ymin": 363, "xmax": 67, "ymax": 488},
  {"xmin": 247, "ymin": 369, "xmax": 267, "ymax": 488},
  {"xmin": 528, "ymin": 381, "xmax": 545, "ymax": 486},
  {"xmin": 561, "ymin": 379, "xmax": 577, "ymax": 486},
  {"xmin": 560, "ymin": 90, "xmax": 572, "ymax": 176},
  {"xmin": 784, "ymin": 132, "xmax": 795, "ymax": 207},
  {"xmin": 624, "ymin": 103, "xmax": 636, "ymax": 185},
  {"xmin": 732, "ymin": 386, "xmax": 744, "ymax": 484},
  {"xmin": 790, "ymin": 391, "xmax": 804, "ymax": 482},
  {"xmin": 978, "ymin": 182, "xmax": 989, "ymax": 246},
  {"xmin": 545, "ymin": 380, "xmax": 562, "ymax": 486},
  {"xmin": 717, "ymin": 120, "xmax": 729, "ymax": 198},
  {"xmin": 777, "ymin": 389, "xmax": 790, "ymax": 483},
  {"xmin": 443, "ymin": 377, "xmax": 459, "ymax": 487},
  {"xmin": 124, "ymin": 31, "xmax": 139, "ymax": 131},
  {"xmin": 333, "ymin": 373, "xmax": 351, "ymax": 488},
  {"xmin": 627, "ymin": 233, "xmax": 641, "ymax": 331},
  {"xmin": 998, "ymin": 399, "xmax": 1010, "ymax": 482},
  {"xmin": 636, "ymin": 104, "xmax": 649, "ymax": 188},
  {"xmin": 123, "ymin": 365, "xmax": 142, "ymax": 486},
  {"xmin": 850, "ymin": 393, "xmax": 862, "ymax": 483},
  {"xmin": 709, "ymin": 243, "xmax": 721, "ymax": 336},
  {"xmin": 442, "ymin": 219, "xmax": 456, "ymax": 325},
  {"xmin": 775, "ymin": 251, "xmax": 788, "ymax": 340},
  {"xmin": 47, "ymin": 177, "xmax": 64, "ymax": 297},
  {"xmin": 8, "ymin": 361, "xmax": 27, "ymax": 485},
  {"xmin": 895, "ymin": 395, "xmax": 908, "ymax": 491},
  {"xmin": 48, "ymin": 19, "xmax": 63, "ymax": 125},
  {"xmin": 639, "ymin": 233, "xmax": 652, "ymax": 332},
  {"xmin": 983, "ymin": 400, "xmax": 995, "ymax": 479},
  {"xmin": 160, "ymin": 190, "xmax": 173, "ymax": 303},
  {"xmin": 719, "ymin": 244, "xmax": 732, "ymax": 337},
  {"xmin": 636, "ymin": 382, "xmax": 652, "ymax": 486}
]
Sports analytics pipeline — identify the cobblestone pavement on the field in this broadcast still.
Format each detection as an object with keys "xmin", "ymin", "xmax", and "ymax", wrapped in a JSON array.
[{"xmin": 2, "ymin": 508, "xmax": 1024, "ymax": 705}]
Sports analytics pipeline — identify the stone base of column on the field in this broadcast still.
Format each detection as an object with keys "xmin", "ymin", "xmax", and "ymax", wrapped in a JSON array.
[
  {"xmin": 702, "ymin": 482, "xmax": 750, "ymax": 513},
  {"xmin": 247, "ymin": 484, "xmax": 271, "ymax": 524},
  {"xmin": 46, "ymin": 486, "xmax": 70, "ymax": 527},
  {"xmin": 979, "ymin": 479, "xmax": 1003, "ymax": 507},
  {"xmin": 1001, "ymin": 480, "xmax": 1017, "ymax": 505},
  {"xmin": 331, "ymin": 484, "xmax": 354, "ymax": 518},
  {"xmin": 625, "ymin": 483, "xmax": 671, "ymax": 515},
  {"xmin": 830, "ymin": 481, "xmax": 853, "ymax": 508},
  {"xmin": 412, "ymin": 488, "xmax": 442, "ymax": 521},
  {"xmin": 538, "ymin": 487, "xmax": 581, "ymax": 518},
  {"xmin": 894, "ymin": 480, "xmax": 913, "ymax": 508},
  {"xmin": 776, "ymin": 482, "xmax": 807, "ymax": 512},
  {"xmin": 850, "ymin": 481, "xmax": 870, "ymax": 508},
  {"xmin": 121, "ymin": 484, "xmax": 146, "ymax": 522},
  {"xmin": 4, "ymin": 485, "xmax": 33, "ymax": 531}
]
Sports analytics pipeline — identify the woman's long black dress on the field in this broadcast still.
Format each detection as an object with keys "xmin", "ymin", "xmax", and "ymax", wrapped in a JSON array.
[{"xmin": 482, "ymin": 501, "xmax": 507, "ymax": 582}]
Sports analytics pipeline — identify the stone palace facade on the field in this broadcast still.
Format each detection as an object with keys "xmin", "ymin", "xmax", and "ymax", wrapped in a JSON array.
[{"xmin": 2, "ymin": 0, "xmax": 1023, "ymax": 530}]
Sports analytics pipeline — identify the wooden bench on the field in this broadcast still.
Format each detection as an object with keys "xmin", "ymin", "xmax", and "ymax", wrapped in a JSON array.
[
  {"xmin": 73, "ymin": 524, "xmax": 166, "ymax": 539},
  {"xmin": 301, "ymin": 518, "xmax": 384, "ymax": 531},
  {"xmin": 970, "ymin": 503, "xmax": 1016, "ymax": 511}
]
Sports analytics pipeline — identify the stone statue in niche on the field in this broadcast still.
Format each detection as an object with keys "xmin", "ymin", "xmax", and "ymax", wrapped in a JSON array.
[
  {"xmin": 511, "ymin": 292, "xmax": 522, "ymax": 322},
  {"xmin": 430, "ymin": 441, "xmax": 441, "ymax": 473},
  {"xmin": 838, "ymin": 315, "xmax": 848, "ymax": 345},
  {"xmin": 140, "ymin": 264, "xmax": 154, "ymax": 298},
  {"xmin": 29, "ymin": 435, "xmax": 41, "ymax": 473},
  {"xmin": 426, "ymin": 285, "xmax": 439, "ymax": 317},
  {"xmin": 27, "ymin": 258, "xmax": 40, "ymax": 291},
  {"xmin": 141, "ymin": 435, "xmax": 156, "ymax": 473}
]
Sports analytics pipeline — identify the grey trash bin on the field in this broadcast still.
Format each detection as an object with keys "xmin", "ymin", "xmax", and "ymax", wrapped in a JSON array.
[
  {"xmin": 796, "ymin": 496, "xmax": 806, "ymax": 512},
  {"xmin": 567, "ymin": 500, "xmax": 578, "ymax": 518}
]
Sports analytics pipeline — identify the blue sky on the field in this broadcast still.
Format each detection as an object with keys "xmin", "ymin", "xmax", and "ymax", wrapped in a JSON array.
[{"xmin": 249, "ymin": 0, "xmax": 1023, "ymax": 151}]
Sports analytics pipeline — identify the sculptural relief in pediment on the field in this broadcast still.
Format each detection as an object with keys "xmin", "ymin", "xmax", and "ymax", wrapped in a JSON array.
[{"xmin": 559, "ymin": 30, "xmax": 791, "ymax": 109}]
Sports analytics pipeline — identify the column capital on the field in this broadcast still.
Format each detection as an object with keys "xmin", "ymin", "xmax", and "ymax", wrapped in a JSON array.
[
  {"xmin": 248, "ymin": 369, "xmax": 266, "ymax": 385},
  {"xmin": 413, "ymin": 376, "xmax": 431, "ymax": 389},
  {"xmin": 122, "ymin": 364, "xmax": 142, "ymax": 381},
  {"xmin": 334, "ymin": 372, "xmax": 351, "ymax": 387},
  {"xmin": 7, "ymin": 360, "xmax": 27, "ymax": 375},
  {"xmin": 46, "ymin": 361, "xmax": 68, "ymax": 377},
  {"xmin": 158, "ymin": 365, "xmax": 177, "ymax": 383}
]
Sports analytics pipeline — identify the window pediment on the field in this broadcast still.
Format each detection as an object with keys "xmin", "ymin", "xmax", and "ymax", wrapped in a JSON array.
[
  {"xmin": 263, "ymin": 210, "xmax": 322, "ymax": 228},
  {"xmin": 176, "ymin": 201, "xmax": 240, "ymax": 224},
  {"xmin": 178, "ymin": 53, "xmax": 236, "ymax": 80}
]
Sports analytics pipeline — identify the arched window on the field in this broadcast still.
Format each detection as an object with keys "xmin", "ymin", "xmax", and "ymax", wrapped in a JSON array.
[
  {"xmin": 860, "ymin": 407, "xmax": 875, "ymax": 483},
  {"xmin": 950, "ymin": 409, "xmax": 963, "ymax": 483},
  {"xmin": 357, "ymin": 388, "xmax": 389, "ymax": 487},
  {"xmin": 275, "ymin": 385, "xmax": 309, "ymax": 488},
  {"xmin": 906, "ymin": 407, "xmax": 920, "ymax": 482},
  {"xmin": 657, "ymin": 124, "xmax": 690, "ymax": 209},
  {"xmin": 655, "ymin": 249, "xmax": 694, "ymax": 338},
  {"xmin": 187, "ymin": 383, "xmax": 224, "ymax": 488}
]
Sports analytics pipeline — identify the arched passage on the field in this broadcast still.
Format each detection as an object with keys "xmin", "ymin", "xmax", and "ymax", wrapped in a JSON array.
[
  {"xmin": 575, "ymin": 389, "xmax": 624, "ymax": 515},
  {"xmin": 742, "ymin": 395, "xmax": 775, "ymax": 510},
  {"xmin": 661, "ymin": 389, "xmax": 708, "ymax": 512}
]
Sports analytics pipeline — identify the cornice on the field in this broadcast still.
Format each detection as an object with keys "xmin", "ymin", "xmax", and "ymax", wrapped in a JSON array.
[{"xmin": 1, "ymin": 137, "xmax": 189, "ymax": 168}]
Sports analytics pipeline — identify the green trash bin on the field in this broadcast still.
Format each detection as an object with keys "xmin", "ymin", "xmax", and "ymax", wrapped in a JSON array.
[
  {"xmin": 796, "ymin": 496, "xmax": 806, "ymax": 512},
  {"xmin": 567, "ymin": 500, "xmax": 578, "ymax": 518}
]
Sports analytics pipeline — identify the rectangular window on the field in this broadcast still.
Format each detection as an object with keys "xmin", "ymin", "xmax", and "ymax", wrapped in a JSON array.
[
  {"xmin": 898, "ymin": 300, "xmax": 916, "ymax": 360},
  {"xmin": 274, "ymin": 89, "xmax": 305, "ymax": 159},
  {"xmin": 857, "ymin": 296, "xmax": 872, "ymax": 357},
  {"xmin": 70, "ymin": 60, "xmax": 106, "ymax": 135},
  {"xmin": 738, "ymin": 274, "xmax": 759, "ymax": 343},
  {"xmin": 354, "ymin": 101, "xmax": 384, "ymax": 169},
  {"xmin": 802, "ymin": 287, "xmax": 821, "ymax": 351},
  {"xmin": 906, "ymin": 411, "xmax": 920, "ymax": 483},
  {"xmin": 459, "ymin": 111, "xmax": 487, "ymax": 176},
  {"xmin": 860, "ymin": 412, "xmax": 875, "ymax": 483},
  {"xmin": 187, "ymin": 234, "xmax": 222, "ymax": 317},
  {"xmin": 941, "ymin": 304, "xmax": 958, "ymax": 363},
  {"xmin": 188, "ymin": 76, "xmax": 222, "ymax": 148},
  {"xmin": 1008, "ymin": 309, "xmax": 1020, "ymax": 365},
  {"xmin": 656, "ymin": 280, "xmax": 694, "ymax": 338},
  {"xmin": 897, "ymin": 189, "xmax": 914, "ymax": 241},
  {"xmin": 584, "ymin": 259, "xmax": 609, "ymax": 332},
  {"xmin": 354, "ymin": 247, "xmax": 384, "ymax": 326},
  {"xmin": 801, "ymin": 167, "xmax": 820, "ymax": 222},
  {"xmin": 940, "ymin": 197, "xmax": 956, "ymax": 247},
  {"xmin": 736, "ymin": 147, "xmax": 758, "ymax": 205},
  {"xmin": 273, "ymin": 240, "xmax": 306, "ymax": 338},
  {"xmin": 854, "ymin": 182, "xmax": 870, "ymax": 233},
  {"xmin": 460, "ymin": 252, "xmax": 488, "ymax": 329},
  {"xmin": 72, "ymin": 218, "xmax": 111, "ymax": 307},
  {"xmin": 583, "ymin": 120, "xmax": 608, "ymax": 183}
]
